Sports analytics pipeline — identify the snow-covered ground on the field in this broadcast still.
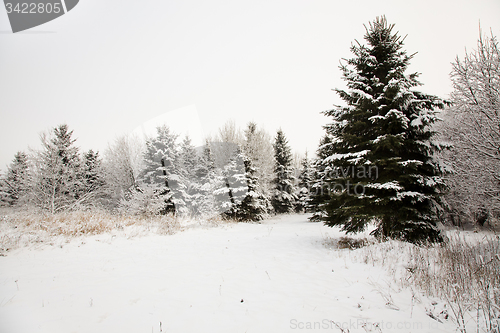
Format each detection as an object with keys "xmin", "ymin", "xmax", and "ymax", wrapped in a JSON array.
[{"xmin": 0, "ymin": 214, "xmax": 455, "ymax": 333}]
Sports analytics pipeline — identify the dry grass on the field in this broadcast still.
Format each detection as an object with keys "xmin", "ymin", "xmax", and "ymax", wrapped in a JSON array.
[
  {"xmin": 323, "ymin": 234, "xmax": 377, "ymax": 250},
  {"xmin": 0, "ymin": 208, "xmax": 183, "ymax": 253},
  {"xmin": 0, "ymin": 206, "xmax": 244, "ymax": 255},
  {"xmin": 336, "ymin": 236, "xmax": 372, "ymax": 249},
  {"xmin": 405, "ymin": 234, "xmax": 500, "ymax": 333},
  {"xmin": 337, "ymin": 232, "xmax": 500, "ymax": 332}
]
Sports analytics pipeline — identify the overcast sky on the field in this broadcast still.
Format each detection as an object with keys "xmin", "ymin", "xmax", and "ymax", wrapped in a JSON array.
[{"xmin": 1, "ymin": 0, "xmax": 499, "ymax": 172}]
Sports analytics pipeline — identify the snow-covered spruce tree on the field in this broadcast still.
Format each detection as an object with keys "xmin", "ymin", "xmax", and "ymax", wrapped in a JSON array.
[
  {"xmin": 0, "ymin": 174, "xmax": 5, "ymax": 207},
  {"xmin": 271, "ymin": 129, "xmax": 296, "ymax": 214},
  {"xmin": 79, "ymin": 149, "xmax": 106, "ymax": 206},
  {"xmin": 175, "ymin": 136, "xmax": 197, "ymax": 215},
  {"xmin": 232, "ymin": 153, "xmax": 269, "ymax": 221},
  {"xmin": 213, "ymin": 121, "xmax": 274, "ymax": 198},
  {"xmin": 0, "ymin": 172, "xmax": 6, "ymax": 206},
  {"xmin": 295, "ymin": 151, "xmax": 313, "ymax": 213},
  {"xmin": 124, "ymin": 125, "xmax": 179, "ymax": 215},
  {"xmin": 309, "ymin": 135, "xmax": 336, "ymax": 221},
  {"xmin": 176, "ymin": 135, "xmax": 220, "ymax": 217},
  {"xmin": 239, "ymin": 154, "xmax": 271, "ymax": 221},
  {"xmin": 317, "ymin": 17, "xmax": 448, "ymax": 243},
  {"xmin": 31, "ymin": 124, "xmax": 83, "ymax": 213},
  {"xmin": 214, "ymin": 146, "xmax": 268, "ymax": 221},
  {"xmin": 82, "ymin": 150, "xmax": 104, "ymax": 190},
  {"xmin": 214, "ymin": 147, "xmax": 248, "ymax": 219},
  {"xmin": 179, "ymin": 136, "xmax": 199, "ymax": 176},
  {"xmin": 198, "ymin": 140, "xmax": 216, "ymax": 179},
  {"xmin": 0, "ymin": 151, "xmax": 30, "ymax": 206},
  {"xmin": 191, "ymin": 140, "xmax": 219, "ymax": 217}
]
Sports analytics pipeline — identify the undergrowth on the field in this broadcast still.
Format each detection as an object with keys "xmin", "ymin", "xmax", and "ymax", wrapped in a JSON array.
[
  {"xmin": 0, "ymin": 208, "xmax": 183, "ymax": 253},
  {"xmin": 332, "ymin": 232, "xmax": 500, "ymax": 332}
]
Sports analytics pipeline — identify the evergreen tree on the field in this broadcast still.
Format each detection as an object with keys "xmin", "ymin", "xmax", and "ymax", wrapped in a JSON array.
[
  {"xmin": 0, "ymin": 151, "xmax": 30, "ymax": 206},
  {"xmin": 298, "ymin": 152, "xmax": 313, "ymax": 190},
  {"xmin": 191, "ymin": 141, "xmax": 218, "ymax": 217},
  {"xmin": 231, "ymin": 153, "xmax": 269, "ymax": 221},
  {"xmin": 175, "ymin": 135, "xmax": 209, "ymax": 216},
  {"xmin": 295, "ymin": 151, "xmax": 313, "ymax": 213},
  {"xmin": 214, "ymin": 146, "xmax": 269, "ymax": 221},
  {"xmin": 197, "ymin": 140, "xmax": 216, "ymax": 179},
  {"xmin": 81, "ymin": 150, "xmax": 105, "ymax": 193},
  {"xmin": 32, "ymin": 124, "xmax": 83, "ymax": 213},
  {"xmin": 0, "ymin": 173, "xmax": 5, "ymax": 207},
  {"xmin": 271, "ymin": 129, "xmax": 296, "ymax": 213},
  {"xmin": 52, "ymin": 125, "xmax": 80, "ymax": 166},
  {"xmin": 214, "ymin": 147, "xmax": 248, "ymax": 218},
  {"xmin": 135, "ymin": 125, "xmax": 179, "ymax": 215},
  {"xmin": 309, "ymin": 135, "xmax": 336, "ymax": 221},
  {"xmin": 179, "ymin": 136, "xmax": 199, "ymax": 178},
  {"xmin": 316, "ymin": 17, "xmax": 447, "ymax": 243},
  {"xmin": 142, "ymin": 125, "xmax": 179, "ymax": 185},
  {"xmin": 78, "ymin": 149, "xmax": 106, "ymax": 206}
]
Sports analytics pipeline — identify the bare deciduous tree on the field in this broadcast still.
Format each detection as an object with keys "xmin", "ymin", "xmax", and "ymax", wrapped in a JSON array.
[
  {"xmin": 242, "ymin": 122, "xmax": 274, "ymax": 196},
  {"xmin": 102, "ymin": 134, "xmax": 145, "ymax": 207},
  {"xmin": 439, "ymin": 30, "xmax": 500, "ymax": 228}
]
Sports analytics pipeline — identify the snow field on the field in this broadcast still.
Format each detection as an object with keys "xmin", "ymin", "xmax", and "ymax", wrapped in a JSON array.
[{"xmin": 0, "ymin": 214, "xmax": 455, "ymax": 332}]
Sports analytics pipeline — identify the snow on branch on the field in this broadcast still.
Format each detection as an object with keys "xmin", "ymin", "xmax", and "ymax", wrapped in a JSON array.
[
  {"xmin": 365, "ymin": 180, "xmax": 403, "ymax": 190},
  {"xmin": 324, "ymin": 150, "xmax": 370, "ymax": 163}
]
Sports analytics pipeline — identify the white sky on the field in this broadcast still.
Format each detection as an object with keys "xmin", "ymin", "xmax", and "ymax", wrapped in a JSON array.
[{"xmin": 1, "ymin": 0, "xmax": 499, "ymax": 172}]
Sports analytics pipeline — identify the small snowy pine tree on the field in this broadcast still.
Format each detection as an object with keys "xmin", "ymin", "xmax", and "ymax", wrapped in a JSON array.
[
  {"xmin": 213, "ymin": 145, "xmax": 269, "ymax": 221},
  {"xmin": 189, "ymin": 141, "xmax": 219, "ymax": 217},
  {"xmin": 214, "ymin": 147, "xmax": 248, "ymax": 218},
  {"xmin": 0, "ymin": 151, "xmax": 30, "ymax": 206},
  {"xmin": 235, "ymin": 154, "xmax": 270, "ymax": 221},
  {"xmin": 271, "ymin": 129, "xmax": 296, "ymax": 214},
  {"xmin": 31, "ymin": 124, "xmax": 83, "ymax": 213},
  {"xmin": 295, "ymin": 152, "xmax": 313, "ymax": 213},
  {"xmin": 82, "ymin": 150, "xmax": 104, "ymax": 192},
  {"xmin": 77, "ymin": 149, "xmax": 106, "ymax": 207},
  {"xmin": 136, "ymin": 125, "xmax": 179, "ymax": 215},
  {"xmin": 309, "ymin": 135, "xmax": 337, "ymax": 221}
]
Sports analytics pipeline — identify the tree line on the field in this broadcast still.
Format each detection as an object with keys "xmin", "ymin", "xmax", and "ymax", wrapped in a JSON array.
[
  {"xmin": 0, "ymin": 121, "xmax": 313, "ymax": 221},
  {"xmin": 1, "ymin": 16, "xmax": 498, "ymax": 243}
]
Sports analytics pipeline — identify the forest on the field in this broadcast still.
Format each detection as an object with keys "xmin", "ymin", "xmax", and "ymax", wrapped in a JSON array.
[
  {"xmin": 1, "ymin": 18, "xmax": 498, "ymax": 241},
  {"xmin": 0, "ymin": 16, "xmax": 499, "ymax": 333}
]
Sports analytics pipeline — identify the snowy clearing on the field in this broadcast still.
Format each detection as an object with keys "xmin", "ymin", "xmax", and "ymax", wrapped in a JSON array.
[{"xmin": 0, "ymin": 214, "xmax": 456, "ymax": 333}]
